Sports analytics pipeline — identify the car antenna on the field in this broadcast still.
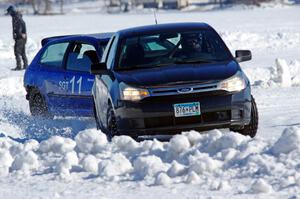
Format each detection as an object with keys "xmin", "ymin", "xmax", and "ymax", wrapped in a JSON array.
[{"xmin": 153, "ymin": 9, "xmax": 158, "ymax": 24}]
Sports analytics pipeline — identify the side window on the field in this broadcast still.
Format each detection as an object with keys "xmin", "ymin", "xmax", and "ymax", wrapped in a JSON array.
[
  {"xmin": 98, "ymin": 41, "xmax": 109, "ymax": 58},
  {"xmin": 40, "ymin": 42, "xmax": 69, "ymax": 68},
  {"xmin": 101, "ymin": 36, "xmax": 114, "ymax": 63},
  {"xmin": 106, "ymin": 36, "xmax": 118, "ymax": 69},
  {"xmin": 66, "ymin": 43, "xmax": 99, "ymax": 72},
  {"xmin": 100, "ymin": 36, "xmax": 115, "ymax": 68}
]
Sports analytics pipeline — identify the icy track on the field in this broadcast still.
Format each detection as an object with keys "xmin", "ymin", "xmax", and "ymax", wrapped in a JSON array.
[{"xmin": 1, "ymin": 4, "xmax": 300, "ymax": 199}]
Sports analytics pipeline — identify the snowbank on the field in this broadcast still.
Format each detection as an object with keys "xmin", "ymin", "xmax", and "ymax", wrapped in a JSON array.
[
  {"xmin": 271, "ymin": 126, "xmax": 300, "ymax": 155},
  {"xmin": 246, "ymin": 58, "xmax": 300, "ymax": 88},
  {"xmin": 0, "ymin": 128, "xmax": 299, "ymax": 195},
  {"xmin": 250, "ymin": 179, "xmax": 273, "ymax": 194}
]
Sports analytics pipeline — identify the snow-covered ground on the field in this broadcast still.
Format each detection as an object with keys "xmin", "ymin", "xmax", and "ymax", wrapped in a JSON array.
[{"xmin": 0, "ymin": 4, "xmax": 300, "ymax": 198}]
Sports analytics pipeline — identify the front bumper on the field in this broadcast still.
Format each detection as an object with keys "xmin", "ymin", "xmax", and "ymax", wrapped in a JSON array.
[{"xmin": 115, "ymin": 88, "xmax": 251, "ymax": 136}]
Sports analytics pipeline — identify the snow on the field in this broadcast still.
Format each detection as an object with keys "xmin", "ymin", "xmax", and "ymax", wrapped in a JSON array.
[
  {"xmin": 271, "ymin": 126, "xmax": 300, "ymax": 155},
  {"xmin": 0, "ymin": 149, "xmax": 13, "ymax": 176},
  {"xmin": 98, "ymin": 153, "xmax": 133, "ymax": 177},
  {"xmin": 168, "ymin": 134, "xmax": 191, "ymax": 155},
  {"xmin": 217, "ymin": 180, "xmax": 231, "ymax": 191},
  {"xmin": 250, "ymin": 179, "xmax": 273, "ymax": 194},
  {"xmin": 133, "ymin": 155, "xmax": 168, "ymax": 180},
  {"xmin": 0, "ymin": 3, "xmax": 300, "ymax": 198},
  {"xmin": 273, "ymin": 58, "xmax": 292, "ymax": 87},
  {"xmin": 57, "ymin": 151, "xmax": 79, "ymax": 178},
  {"xmin": 75, "ymin": 129, "xmax": 107, "ymax": 154},
  {"xmin": 11, "ymin": 150, "xmax": 39, "ymax": 174},
  {"xmin": 185, "ymin": 171, "xmax": 201, "ymax": 184},
  {"xmin": 167, "ymin": 160, "xmax": 186, "ymax": 177},
  {"xmin": 155, "ymin": 172, "xmax": 172, "ymax": 186},
  {"xmin": 80, "ymin": 154, "xmax": 99, "ymax": 174},
  {"xmin": 39, "ymin": 136, "xmax": 76, "ymax": 154},
  {"xmin": 0, "ymin": 129, "xmax": 299, "ymax": 197},
  {"xmin": 250, "ymin": 58, "xmax": 300, "ymax": 88}
]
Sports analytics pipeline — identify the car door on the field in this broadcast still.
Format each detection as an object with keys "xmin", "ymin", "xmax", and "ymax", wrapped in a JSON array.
[
  {"xmin": 95, "ymin": 36, "xmax": 117, "ymax": 126},
  {"xmin": 64, "ymin": 42, "xmax": 100, "ymax": 116},
  {"xmin": 38, "ymin": 41, "xmax": 71, "ymax": 113}
]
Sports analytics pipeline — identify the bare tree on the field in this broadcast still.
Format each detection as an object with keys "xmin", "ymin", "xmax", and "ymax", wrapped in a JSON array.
[
  {"xmin": 43, "ymin": 0, "xmax": 51, "ymax": 14},
  {"xmin": 60, "ymin": 0, "xmax": 64, "ymax": 14},
  {"xmin": 230, "ymin": 0, "xmax": 271, "ymax": 6},
  {"xmin": 30, "ymin": 0, "xmax": 39, "ymax": 14}
]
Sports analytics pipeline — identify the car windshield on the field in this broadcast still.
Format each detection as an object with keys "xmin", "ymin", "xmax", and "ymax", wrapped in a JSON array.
[{"xmin": 116, "ymin": 29, "xmax": 231, "ymax": 70}]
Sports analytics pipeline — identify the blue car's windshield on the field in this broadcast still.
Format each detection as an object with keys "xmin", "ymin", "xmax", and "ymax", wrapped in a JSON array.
[{"xmin": 116, "ymin": 29, "xmax": 232, "ymax": 70}]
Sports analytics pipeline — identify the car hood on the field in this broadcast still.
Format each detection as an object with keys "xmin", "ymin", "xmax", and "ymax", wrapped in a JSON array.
[{"xmin": 114, "ymin": 60, "xmax": 240, "ymax": 87}]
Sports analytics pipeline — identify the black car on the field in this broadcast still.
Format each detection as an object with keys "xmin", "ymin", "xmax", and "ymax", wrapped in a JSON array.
[{"xmin": 91, "ymin": 23, "xmax": 258, "ymax": 139}]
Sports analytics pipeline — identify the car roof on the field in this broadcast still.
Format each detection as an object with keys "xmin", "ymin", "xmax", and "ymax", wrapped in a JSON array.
[
  {"xmin": 117, "ymin": 22, "xmax": 212, "ymax": 38},
  {"xmin": 41, "ymin": 32, "xmax": 114, "ymax": 46},
  {"xmin": 86, "ymin": 32, "xmax": 114, "ymax": 40}
]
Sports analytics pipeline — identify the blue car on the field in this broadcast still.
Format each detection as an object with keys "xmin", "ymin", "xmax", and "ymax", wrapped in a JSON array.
[
  {"xmin": 24, "ymin": 33, "xmax": 113, "ymax": 117},
  {"xmin": 91, "ymin": 23, "xmax": 258, "ymax": 139}
]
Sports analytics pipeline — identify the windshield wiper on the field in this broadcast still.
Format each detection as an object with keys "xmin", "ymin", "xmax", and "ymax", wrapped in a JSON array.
[
  {"xmin": 117, "ymin": 61, "xmax": 176, "ymax": 71},
  {"xmin": 173, "ymin": 58, "xmax": 215, "ymax": 64},
  {"xmin": 116, "ymin": 59, "xmax": 218, "ymax": 71}
]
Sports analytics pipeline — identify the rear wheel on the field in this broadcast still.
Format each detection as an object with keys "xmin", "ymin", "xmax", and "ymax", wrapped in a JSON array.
[
  {"xmin": 28, "ymin": 90, "xmax": 50, "ymax": 117},
  {"xmin": 231, "ymin": 95, "xmax": 258, "ymax": 138}
]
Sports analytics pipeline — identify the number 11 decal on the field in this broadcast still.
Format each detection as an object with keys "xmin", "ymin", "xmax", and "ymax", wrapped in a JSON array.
[
  {"xmin": 77, "ymin": 76, "xmax": 82, "ymax": 94},
  {"xmin": 70, "ymin": 76, "xmax": 82, "ymax": 94}
]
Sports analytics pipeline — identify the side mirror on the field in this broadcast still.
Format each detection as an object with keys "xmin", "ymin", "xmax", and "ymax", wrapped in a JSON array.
[
  {"xmin": 235, "ymin": 50, "xmax": 252, "ymax": 63},
  {"xmin": 90, "ymin": 62, "xmax": 107, "ymax": 75}
]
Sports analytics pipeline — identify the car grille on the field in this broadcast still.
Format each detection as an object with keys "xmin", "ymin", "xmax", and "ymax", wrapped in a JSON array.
[
  {"xmin": 151, "ymin": 85, "xmax": 218, "ymax": 95},
  {"xmin": 144, "ymin": 110, "xmax": 231, "ymax": 128}
]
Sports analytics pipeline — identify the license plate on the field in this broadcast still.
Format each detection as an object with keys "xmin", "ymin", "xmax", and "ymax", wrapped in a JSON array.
[{"xmin": 174, "ymin": 102, "xmax": 201, "ymax": 117}]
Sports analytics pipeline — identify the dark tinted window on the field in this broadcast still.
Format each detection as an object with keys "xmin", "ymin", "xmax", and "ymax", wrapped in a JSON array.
[
  {"xmin": 117, "ymin": 30, "xmax": 231, "ymax": 70},
  {"xmin": 40, "ymin": 42, "xmax": 69, "ymax": 67}
]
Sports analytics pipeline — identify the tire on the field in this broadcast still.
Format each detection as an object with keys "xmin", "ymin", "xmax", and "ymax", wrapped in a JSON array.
[
  {"xmin": 93, "ymin": 99, "xmax": 101, "ymax": 130},
  {"xmin": 232, "ymin": 95, "xmax": 258, "ymax": 138},
  {"xmin": 105, "ymin": 105, "xmax": 139, "ymax": 141},
  {"xmin": 106, "ymin": 104, "xmax": 118, "ymax": 140},
  {"xmin": 28, "ymin": 90, "xmax": 50, "ymax": 117}
]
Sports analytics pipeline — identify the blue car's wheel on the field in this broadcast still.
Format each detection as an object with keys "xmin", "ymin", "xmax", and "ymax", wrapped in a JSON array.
[{"xmin": 28, "ymin": 90, "xmax": 50, "ymax": 118}]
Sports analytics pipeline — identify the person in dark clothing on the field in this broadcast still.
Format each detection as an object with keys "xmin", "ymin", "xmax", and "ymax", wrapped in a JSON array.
[{"xmin": 6, "ymin": 6, "xmax": 28, "ymax": 70}]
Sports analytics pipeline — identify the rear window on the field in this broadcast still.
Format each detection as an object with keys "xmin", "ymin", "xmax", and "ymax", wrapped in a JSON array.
[{"xmin": 40, "ymin": 42, "xmax": 69, "ymax": 68}]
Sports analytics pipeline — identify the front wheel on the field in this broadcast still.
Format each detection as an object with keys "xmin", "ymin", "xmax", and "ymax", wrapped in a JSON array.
[
  {"xmin": 106, "ymin": 105, "xmax": 118, "ymax": 140},
  {"xmin": 231, "ymin": 95, "xmax": 258, "ymax": 138}
]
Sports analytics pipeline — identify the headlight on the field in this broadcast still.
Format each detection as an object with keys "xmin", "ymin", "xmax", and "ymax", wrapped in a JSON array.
[
  {"xmin": 120, "ymin": 83, "xmax": 149, "ymax": 101},
  {"xmin": 218, "ymin": 72, "xmax": 246, "ymax": 92}
]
